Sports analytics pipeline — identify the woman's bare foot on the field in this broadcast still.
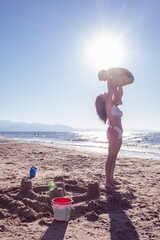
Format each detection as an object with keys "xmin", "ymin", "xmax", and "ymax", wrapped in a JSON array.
[
  {"xmin": 105, "ymin": 183, "xmax": 118, "ymax": 189},
  {"xmin": 112, "ymin": 180, "xmax": 121, "ymax": 185}
]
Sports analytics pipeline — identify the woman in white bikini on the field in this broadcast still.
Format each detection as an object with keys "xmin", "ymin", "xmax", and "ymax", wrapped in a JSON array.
[{"xmin": 95, "ymin": 80, "xmax": 123, "ymax": 189}]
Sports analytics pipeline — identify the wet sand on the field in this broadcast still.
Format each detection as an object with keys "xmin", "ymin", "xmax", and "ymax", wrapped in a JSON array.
[{"xmin": 0, "ymin": 140, "xmax": 160, "ymax": 239}]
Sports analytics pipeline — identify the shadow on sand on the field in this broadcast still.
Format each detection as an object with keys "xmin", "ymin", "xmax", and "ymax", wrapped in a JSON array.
[
  {"xmin": 40, "ymin": 188, "xmax": 140, "ymax": 240},
  {"xmin": 40, "ymin": 220, "xmax": 68, "ymax": 240},
  {"xmin": 106, "ymin": 189, "xmax": 140, "ymax": 240}
]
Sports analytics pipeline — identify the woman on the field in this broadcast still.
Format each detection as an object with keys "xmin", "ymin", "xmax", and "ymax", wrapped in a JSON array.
[{"xmin": 95, "ymin": 80, "xmax": 123, "ymax": 189}]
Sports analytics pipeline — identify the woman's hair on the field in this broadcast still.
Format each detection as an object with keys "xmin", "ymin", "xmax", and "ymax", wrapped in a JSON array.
[{"xmin": 95, "ymin": 94, "xmax": 107, "ymax": 124}]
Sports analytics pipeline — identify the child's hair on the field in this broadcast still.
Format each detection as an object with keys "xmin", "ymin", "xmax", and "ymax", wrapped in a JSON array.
[{"xmin": 95, "ymin": 94, "xmax": 107, "ymax": 123}]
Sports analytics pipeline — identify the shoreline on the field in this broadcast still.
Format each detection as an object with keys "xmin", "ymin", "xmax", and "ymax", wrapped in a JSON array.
[
  {"xmin": 0, "ymin": 137, "xmax": 159, "ymax": 161},
  {"xmin": 0, "ymin": 141, "xmax": 160, "ymax": 239}
]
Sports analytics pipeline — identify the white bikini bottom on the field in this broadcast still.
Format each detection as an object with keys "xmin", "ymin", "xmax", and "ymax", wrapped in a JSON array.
[{"xmin": 108, "ymin": 125, "xmax": 123, "ymax": 140}]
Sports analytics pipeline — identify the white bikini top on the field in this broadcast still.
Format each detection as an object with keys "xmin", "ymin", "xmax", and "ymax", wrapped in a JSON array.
[{"xmin": 111, "ymin": 105, "xmax": 123, "ymax": 116}]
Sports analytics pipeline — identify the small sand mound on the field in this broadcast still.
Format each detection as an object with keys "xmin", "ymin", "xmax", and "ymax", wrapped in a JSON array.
[{"xmin": 85, "ymin": 211, "xmax": 99, "ymax": 221}]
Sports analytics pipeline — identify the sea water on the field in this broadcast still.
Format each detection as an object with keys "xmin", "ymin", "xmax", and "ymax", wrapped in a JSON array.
[{"xmin": 0, "ymin": 130, "xmax": 160, "ymax": 160}]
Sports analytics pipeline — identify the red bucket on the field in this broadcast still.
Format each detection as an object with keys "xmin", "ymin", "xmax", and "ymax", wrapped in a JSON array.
[{"xmin": 52, "ymin": 197, "xmax": 72, "ymax": 221}]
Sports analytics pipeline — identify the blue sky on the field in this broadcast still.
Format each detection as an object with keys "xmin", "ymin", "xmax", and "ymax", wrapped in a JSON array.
[{"xmin": 1, "ymin": 0, "xmax": 160, "ymax": 130}]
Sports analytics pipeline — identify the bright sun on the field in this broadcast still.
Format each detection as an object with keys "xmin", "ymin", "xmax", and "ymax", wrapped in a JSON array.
[{"xmin": 84, "ymin": 32, "xmax": 126, "ymax": 70}]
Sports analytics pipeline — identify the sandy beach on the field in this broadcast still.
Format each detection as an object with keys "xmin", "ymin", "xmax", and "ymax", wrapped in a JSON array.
[{"xmin": 0, "ymin": 139, "xmax": 160, "ymax": 240}]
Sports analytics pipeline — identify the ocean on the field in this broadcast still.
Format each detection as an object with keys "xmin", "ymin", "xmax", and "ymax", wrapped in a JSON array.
[{"xmin": 0, "ymin": 130, "xmax": 160, "ymax": 160}]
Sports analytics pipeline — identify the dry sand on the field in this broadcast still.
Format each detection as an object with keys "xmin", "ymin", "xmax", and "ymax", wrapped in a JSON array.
[{"xmin": 0, "ymin": 139, "xmax": 160, "ymax": 240}]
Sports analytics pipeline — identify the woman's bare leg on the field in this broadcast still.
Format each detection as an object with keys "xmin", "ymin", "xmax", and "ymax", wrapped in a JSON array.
[
  {"xmin": 105, "ymin": 129, "xmax": 120, "ymax": 188},
  {"xmin": 110, "ymin": 138, "xmax": 122, "ymax": 185},
  {"xmin": 105, "ymin": 156, "xmax": 114, "ymax": 188}
]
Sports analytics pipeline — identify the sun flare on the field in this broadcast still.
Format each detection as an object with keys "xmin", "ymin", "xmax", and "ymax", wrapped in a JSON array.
[{"xmin": 84, "ymin": 32, "xmax": 126, "ymax": 70}]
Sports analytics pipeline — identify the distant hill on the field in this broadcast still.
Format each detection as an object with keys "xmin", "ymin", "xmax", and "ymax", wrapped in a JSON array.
[
  {"xmin": 0, "ymin": 120, "xmax": 74, "ymax": 132},
  {"xmin": 0, "ymin": 120, "xmax": 101, "ymax": 132}
]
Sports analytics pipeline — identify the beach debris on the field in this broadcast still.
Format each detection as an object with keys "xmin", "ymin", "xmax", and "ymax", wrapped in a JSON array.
[
  {"xmin": 87, "ymin": 182, "xmax": 100, "ymax": 197},
  {"xmin": 29, "ymin": 166, "xmax": 37, "ymax": 178},
  {"xmin": 20, "ymin": 178, "xmax": 32, "ymax": 193}
]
